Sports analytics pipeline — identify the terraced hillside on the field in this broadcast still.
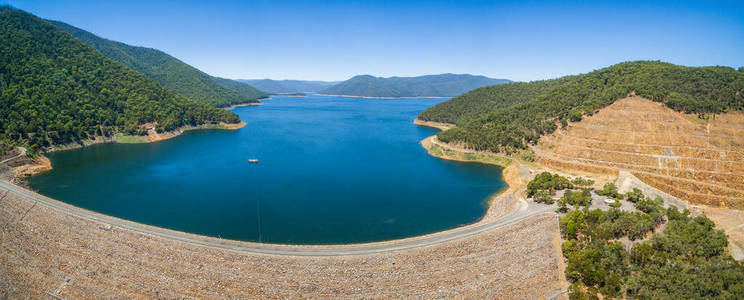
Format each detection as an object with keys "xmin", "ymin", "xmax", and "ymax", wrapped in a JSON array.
[
  {"xmin": 536, "ymin": 96, "xmax": 744, "ymax": 208},
  {"xmin": 420, "ymin": 61, "xmax": 744, "ymax": 154}
]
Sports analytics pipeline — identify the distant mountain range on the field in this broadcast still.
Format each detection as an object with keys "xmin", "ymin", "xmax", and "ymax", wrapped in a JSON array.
[
  {"xmin": 50, "ymin": 20, "xmax": 267, "ymax": 107},
  {"xmin": 319, "ymin": 74, "xmax": 511, "ymax": 98},
  {"xmin": 238, "ymin": 79, "xmax": 338, "ymax": 94}
]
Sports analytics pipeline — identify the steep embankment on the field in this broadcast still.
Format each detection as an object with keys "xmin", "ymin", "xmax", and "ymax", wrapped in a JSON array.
[
  {"xmin": 50, "ymin": 20, "xmax": 266, "ymax": 107},
  {"xmin": 536, "ymin": 96, "xmax": 744, "ymax": 209},
  {"xmin": 320, "ymin": 74, "xmax": 510, "ymax": 98},
  {"xmin": 418, "ymin": 61, "xmax": 744, "ymax": 255}
]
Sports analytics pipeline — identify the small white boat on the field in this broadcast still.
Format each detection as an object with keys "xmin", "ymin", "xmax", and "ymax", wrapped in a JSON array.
[{"xmin": 248, "ymin": 159, "xmax": 259, "ymax": 163}]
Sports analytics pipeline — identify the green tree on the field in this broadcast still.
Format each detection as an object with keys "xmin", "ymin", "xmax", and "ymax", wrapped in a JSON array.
[
  {"xmin": 624, "ymin": 188, "xmax": 644, "ymax": 203},
  {"xmin": 596, "ymin": 183, "xmax": 619, "ymax": 198}
]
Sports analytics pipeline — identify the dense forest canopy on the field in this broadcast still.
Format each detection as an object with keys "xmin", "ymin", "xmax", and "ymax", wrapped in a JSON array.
[
  {"xmin": 238, "ymin": 79, "xmax": 337, "ymax": 94},
  {"xmin": 0, "ymin": 7, "xmax": 239, "ymax": 151},
  {"xmin": 320, "ymin": 74, "xmax": 510, "ymax": 98},
  {"xmin": 50, "ymin": 20, "xmax": 266, "ymax": 107},
  {"xmin": 419, "ymin": 61, "xmax": 744, "ymax": 153},
  {"xmin": 417, "ymin": 79, "xmax": 565, "ymax": 125}
]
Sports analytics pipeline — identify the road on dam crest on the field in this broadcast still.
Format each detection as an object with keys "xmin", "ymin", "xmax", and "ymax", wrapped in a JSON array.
[{"xmin": 0, "ymin": 180, "xmax": 555, "ymax": 256}]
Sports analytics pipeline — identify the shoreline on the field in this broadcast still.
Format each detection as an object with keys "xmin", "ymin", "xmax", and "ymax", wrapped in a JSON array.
[
  {"xmin": 11, "ymin": 121, "xmax": 247, "ymax": 179},
  {"xmin": 317, "ymin": 93, "xmax": 451, "ymax": 99},
  {"xmin": 223, "ymin": 101, "xmax": 264, "ymax": 110},
  {"xmin": 49, "ymin": 121, "xmax": 247, "ymax": 152},
  {"xmin": 413, "ymin": 118, "xmax": 456, "ymax": 131},
  {"xmin": 0, "ymin": 119, "xmax": 544, "ymax": 251},
  {"xmin": 413, "ymin": 119, "xmax": 534, "ymax": 223},
  {"xmin": 271, "ymin": 94, "xmax": 306, "ymax": 97}
]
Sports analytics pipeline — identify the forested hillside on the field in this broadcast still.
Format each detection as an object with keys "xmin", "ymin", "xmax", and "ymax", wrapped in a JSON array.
[
  {"xmin": 320, "ymin": 74, "xmax": 510, "ymax": 98},
  {"xmin": 50, "ymin": 20, "xmax": 266, "ymax": 107},
  {"xmin": 419, "ymin": 61, "xmax": 744, "ymax": 153},
  {"xmin": 417, "ymin": 79, "xmax": 565, "ymax": 125},
  {"xmin": 239, "ymin": 79, "xmax": 337, "ymax": 94},
  {"xmin": 0, "ymin": 7, "xmax": 239, "ymax": 151}
]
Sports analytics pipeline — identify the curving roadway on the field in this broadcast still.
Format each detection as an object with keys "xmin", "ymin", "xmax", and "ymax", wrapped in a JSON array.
[{"xmin": 0, "ymin": 179, "xmax": 555, "ymax": 256}]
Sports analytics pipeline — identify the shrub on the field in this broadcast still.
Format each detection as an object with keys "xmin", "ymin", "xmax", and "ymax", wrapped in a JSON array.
[
  {"xmin": 526, "ymin": 172, "xmax": 574, "ymax": 196},
  {"xmin": 596, "ymin": 183, "xmax": 619, "ymax": 198},
  {"xmin": 624, "ymin": 188, "xmax": 644, "ymax": 203},
  {"xmin": 533, "ymin": 190, "xmax": 554, "ymax": 204},
  {"xmin": 563, "ymin": 189, "xmax": 592, "ymax": 208},
  {"xmin": 571, "ymin": 177, "xmax": 595, "ymax": 187}
]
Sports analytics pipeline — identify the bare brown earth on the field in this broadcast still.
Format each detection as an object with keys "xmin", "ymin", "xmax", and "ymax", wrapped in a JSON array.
[
  {"xmin": 0, "ymin": 183, "xmax": 566, "ymax": 299},
  {"xmin": 9, "ymin": 156, "xmax": 51, "ymax": 179},
  {"xmin": 0, "ymin": 147, "xmax": 50, "ymax": 185},
  {"xmin": 696, "ymin": 206, "xmax": 744, "ymax": 260},
  {"xmin": 536, "ymin": 96, "xmax": 744, "ymax": 208},
  {"xmin": 534, "ymin": 96, "xmax": 744, "ymax": 257}
]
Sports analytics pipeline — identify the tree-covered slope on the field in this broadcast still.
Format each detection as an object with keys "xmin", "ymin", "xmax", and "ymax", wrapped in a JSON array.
[
  {"xmin": 0, "ymin": 7, "xmax": 239, "ymax": 151},
  {"xmin": 320, "ymin": 74, "xmax": 511, "ymax": 98},
  {"xmin": 238, "ymin": 79, "xmax": 337, "ymax": 94},
  {"xmin": 50, "ymin": 20, "xmax": 266, "ymax": 107},
  {"xmin": 417, "ymin": 79, "xmax": 566, "ymax": 125},
  {"xmin": 419, "ymin": 61, "xmax": 744, "ymax": 153}
]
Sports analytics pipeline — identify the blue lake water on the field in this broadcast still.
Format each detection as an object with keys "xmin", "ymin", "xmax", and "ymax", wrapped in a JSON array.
[{"xmin": 29, "ymin": 95, "xmax": 506, "ymax": 244}]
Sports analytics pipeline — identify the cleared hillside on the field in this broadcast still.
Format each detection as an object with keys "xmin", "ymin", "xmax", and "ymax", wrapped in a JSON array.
[
  {"xmin": 320, "ymin": 74, "xmax": 510, "ymax": 98},
  {"xmin": 419, "ymin": 61, "xmax": 744, "ymax": 154},
  {"xmin": 536, "ymin": 96, "xmax": 744, "ymax": 208},
  {"xmin": 0, "ymin": 7, "xmax": 239, "ymax": 150},
  {"xmin": 50, "ymin": 20, "xmax": 266, "ymax": 107}
]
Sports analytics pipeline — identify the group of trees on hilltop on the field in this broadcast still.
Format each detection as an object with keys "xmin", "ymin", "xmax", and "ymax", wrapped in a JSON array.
[
  {"xmin": 419, "ymin": 61, "xmax": 744, "ymax": 153},
  {"xmin": 0, "ymin": 7, "xmax": 239, "ymax": 151},
  {"xmin": 524, "ymin": 172, "xmax": 744, "ymax": 298},
  {"xmin": 563, "ymin": 205, "xmax": 744, "ymax": 299}
]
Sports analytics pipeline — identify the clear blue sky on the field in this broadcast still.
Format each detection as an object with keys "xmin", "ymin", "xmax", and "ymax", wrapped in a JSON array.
[{"xmin": 4, "ymin": 0, "xmax": 743, "ymax": 81}]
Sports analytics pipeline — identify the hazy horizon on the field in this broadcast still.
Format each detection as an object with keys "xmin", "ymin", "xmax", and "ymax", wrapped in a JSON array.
[{"xmin": 3, "ymin": 0, "xmax": 743, "ymax": 82}]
